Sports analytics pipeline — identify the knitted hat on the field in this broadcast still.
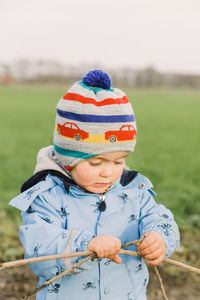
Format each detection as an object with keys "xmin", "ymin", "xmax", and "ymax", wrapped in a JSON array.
[{"xmin": 53, "ymin": 70, "xmax": 137, "ymax": 171}]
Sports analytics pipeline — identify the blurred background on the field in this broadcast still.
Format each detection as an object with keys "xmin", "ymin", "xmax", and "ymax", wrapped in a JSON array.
[
  {"xmin": 1, "ymin": 0, "xmax": 200, "ymax": 85},
  {"xmin": 0, "ymin": 0, "xmax": 200, "ymax": 299}
]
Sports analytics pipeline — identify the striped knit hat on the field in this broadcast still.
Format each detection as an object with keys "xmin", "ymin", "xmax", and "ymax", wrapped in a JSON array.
[{"xmin": 53, "ymin": 70, "xmax": 137, "ymax": 171}]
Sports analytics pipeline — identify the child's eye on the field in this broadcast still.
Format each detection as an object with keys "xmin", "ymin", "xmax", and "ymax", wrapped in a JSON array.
[
  {"xmin": 115, "ymin": 161, "xmax": 124, "ymax": 165},
  {"xmin": 89, "ymin": 161, "xmax": 101, "ymax": 166}
]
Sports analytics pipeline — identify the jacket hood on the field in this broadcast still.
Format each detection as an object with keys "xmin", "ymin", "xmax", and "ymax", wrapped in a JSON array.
[
  {"xmin": 34, "ymin": 146, "xmax": 71, "ymax": 178},
  {"xmin": 21, "ymin": 146, "xmax": 75, "ymax": 193}
]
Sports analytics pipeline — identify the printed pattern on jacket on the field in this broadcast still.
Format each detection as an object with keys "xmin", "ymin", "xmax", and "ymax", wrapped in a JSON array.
[{"xmin": 9, "ymin": 173, "xmax": 180, "ymax": 300}]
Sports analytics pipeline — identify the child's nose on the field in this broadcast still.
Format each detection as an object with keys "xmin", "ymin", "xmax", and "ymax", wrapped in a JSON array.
[{"xmin": 100, "ymin": 165, "xmax": 113, "ymax": 177}]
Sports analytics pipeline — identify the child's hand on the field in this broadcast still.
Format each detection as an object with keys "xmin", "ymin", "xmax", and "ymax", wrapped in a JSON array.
[
  {"xmin": 137, "ymin": 231, "xmax": 166, "ymax": 265},
  {"xmin": 88, "ymin": 235, "xmax": 121, "ymax": 264}
]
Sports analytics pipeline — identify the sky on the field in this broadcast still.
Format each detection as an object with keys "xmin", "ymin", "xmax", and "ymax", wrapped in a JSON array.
[{"xmin": 1, "ymin": 0, "xmax": 200, "ymax": 74}]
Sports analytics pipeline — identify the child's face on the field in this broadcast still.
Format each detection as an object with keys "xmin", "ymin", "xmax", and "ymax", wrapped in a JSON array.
[{"xmin": 71, "ymin": 151, "xmax": 128, "ymax": 193}]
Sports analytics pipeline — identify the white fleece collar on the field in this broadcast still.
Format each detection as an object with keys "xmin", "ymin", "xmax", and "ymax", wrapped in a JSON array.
[{"xmin": 34, "ymin": 145, "xmax": 72, "ymax": 179}]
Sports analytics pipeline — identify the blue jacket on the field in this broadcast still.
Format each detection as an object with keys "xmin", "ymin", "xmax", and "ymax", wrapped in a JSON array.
[{"xmin": 9, "ymin": 170, "xmax": 180, "ymax": 300}]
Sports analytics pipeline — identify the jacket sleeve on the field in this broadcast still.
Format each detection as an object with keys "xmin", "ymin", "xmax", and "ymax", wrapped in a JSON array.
[
  {"xmin": 9, "ymin": 177, "xmax": 95, "ymax": 279},
  {"xmin": 138, "ymin": 188, "xmax": 180, "ymax": 257}
]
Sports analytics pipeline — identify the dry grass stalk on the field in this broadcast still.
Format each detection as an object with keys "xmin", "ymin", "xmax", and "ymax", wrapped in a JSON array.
[
  {"xmin": 23, "ymin": 253, "xmax": 96, "ymax": 299},
  {"xmin": 0, "ymin": 239, "xmax": 200, "ymax": 299},
  {"xmin": 0, "ymin": 250, "xmax": 93, "ymax": 270},
  {"xmin": 154, "ymin": 266, "xmax": 169, "ymax": 300},
  {"xmin": 0, "ymin": 249, "xmax": 138, "ymax": 270},
  {"xmin": 1, "ymin": 249, "xmax": 200, "ymax": 275},
  {"xmin": 163, "ymin": 257, "xmax": 200, "ymax": 275}
]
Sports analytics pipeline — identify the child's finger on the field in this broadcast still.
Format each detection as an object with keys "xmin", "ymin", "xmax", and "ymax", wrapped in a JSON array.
[
  {"xmin": 138, "ymin": 234, "xmax": 155, "ymax": 251},
  {"xmin": 138, "ymin": 241, "xmax": 159, "ymax": 256},
  {"xmin": 140, "ymin": 248, "xmax": 163, "ymax": 260},
  {"xmin": 109, "ymin": 254, "xmax": 121, "ymax": 264},
  {"xmin": 88, "ymin": 235, "xmax": 121, "ymax": 259},
  {"xmin": 91, "ymin": 245, "xmax": 105, "ymax": 258},
  {"xmin": 147, "ymin": 254, "xmax": 165, "ymax": 266}
]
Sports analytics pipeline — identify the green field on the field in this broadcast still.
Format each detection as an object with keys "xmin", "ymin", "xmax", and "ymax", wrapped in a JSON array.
[{"xmin": 0, "ymin": 84, "xmax": 200, "ymax": 261}]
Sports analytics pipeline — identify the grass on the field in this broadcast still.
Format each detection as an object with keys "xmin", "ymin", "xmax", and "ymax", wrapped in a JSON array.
[
  {"xmin": 0, "ymin": 84, "xmax": 200, "ymax": 261},
  {"xmin": 126, "ymin": 88, "xmax": 200, "ymax": 229}
]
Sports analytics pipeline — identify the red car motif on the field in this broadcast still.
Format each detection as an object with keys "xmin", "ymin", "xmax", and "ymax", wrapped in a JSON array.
[
  {"xmin": 105, "ymin": 125, "xmax": 137, "ymax": 142},
  {"xmin": 57, "ymin": 122, "xmax": 89, "ymax": 140}
]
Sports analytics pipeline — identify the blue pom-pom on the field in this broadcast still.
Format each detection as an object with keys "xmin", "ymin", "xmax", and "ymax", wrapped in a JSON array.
[{"xmin": 82, "ymin": 70, "xmax": 111, "ymax": 89}]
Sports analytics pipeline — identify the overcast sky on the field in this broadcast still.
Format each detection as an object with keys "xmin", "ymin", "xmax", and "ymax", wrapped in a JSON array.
[{"xmin": 1, "ymin": 0, "xmax": 200, "ymax": 73}]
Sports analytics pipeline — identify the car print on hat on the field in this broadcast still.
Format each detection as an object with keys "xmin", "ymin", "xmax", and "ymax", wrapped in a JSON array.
[
  {"xmin": 57, "ymin": 122, "xmax": 89, "ymax": 140},
  {"xmin": 105, "ymin": 125, "xmax": 137, "ymax": 142}
]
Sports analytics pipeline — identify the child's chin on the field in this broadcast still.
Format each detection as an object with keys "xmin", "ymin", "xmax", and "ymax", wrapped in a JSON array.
[{"xmin": 88, "ymin": 185, "xmax": 110, "ymax": 194}]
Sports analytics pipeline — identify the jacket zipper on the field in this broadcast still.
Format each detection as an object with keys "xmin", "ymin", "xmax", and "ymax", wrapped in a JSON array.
[{"xmin": 96, "ymin": 191, "xmax": 108, "ymax": 300}]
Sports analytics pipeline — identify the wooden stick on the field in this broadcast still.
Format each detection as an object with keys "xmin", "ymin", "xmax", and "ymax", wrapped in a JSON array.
[
  {"xmin": 154, "ymin": 266, "xmax": 169, "ymax": 300},
  {"xmin": 0, "ymin": 249, "xmax": 138, "ymax": 270},
  {"xmin": 24, "ymin": 251, "xmax": 200, "ymax": 299},
  {"xmin": 121, "ymin": 239, "xmax": 141, "ymax": 248},
  {"xmin": 120, "ymin": 249, "xmax": 138, "ymax": 256},
  {"xmin": 163, "ymin": 257, "xmax": 200, "ymax": 275},
  {"xmin": 23, "ymin": 253, "xmax": 96, "ymax": 299},
  {"xmin": 1, "ymin": 245, "xmax": 200, "ymax": 276},
  {"xmin": 0, "ymin": 250, "xmax": 93, "ymax": 270},
  {"xmin": 0, "ymin": 240, "xmax": 140, "ymax": 270},
  {"xmin": 1, "ymin": 250, "xmax": 200, "ymax": 275},
  {"xmin": 0, "ymin": 247, "xmax": 199, "ymax": 299},
  {"xmin": 23, "ymin": 251, "xmax": 138, "ymax": 298}
]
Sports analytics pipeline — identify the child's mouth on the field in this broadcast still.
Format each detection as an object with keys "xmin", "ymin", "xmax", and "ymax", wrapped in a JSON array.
[{"xmin": 94, "ymin": 183, "xmax": 110, "ymax": 188}]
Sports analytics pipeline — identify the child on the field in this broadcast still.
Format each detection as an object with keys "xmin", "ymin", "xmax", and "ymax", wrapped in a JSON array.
[{"xmin": 10, "ymin": 70, "xmax": 180, "ymax": 300}]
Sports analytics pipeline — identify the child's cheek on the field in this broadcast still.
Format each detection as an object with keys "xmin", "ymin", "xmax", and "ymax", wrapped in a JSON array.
[
  {"xmin": 79, "ymin": 166, "xmax": 98, "ymax": 184},
  {"xmin": 113, "ymin": 165, "xmax": 124, "ymax": 181}
]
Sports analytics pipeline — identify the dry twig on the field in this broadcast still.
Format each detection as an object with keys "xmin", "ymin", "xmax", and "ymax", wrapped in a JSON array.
[
  {"xmin": 23, "ymin": 253, "xmax": 96, "ymax": 299},
  {"xmin": 1, "ymin": 250, "xmax": 200, "ymax": 275},
  {"xmin": 0, "ymin": 249, "xmax": 138, "ymax": 270},
  {"xmin": 154, "ymin": 266, "xmax": 169, "ymax": 300},
  {"xmin": 0, "ymin": 251, "xmax": 93, "ymax": 270},
  {"xmin": 163, "ymin": 257, "xmax": 200, "ymax": 275},
  {"xmin": 1, "ymin": 239, "xmax": 200, "ymax": 299}
]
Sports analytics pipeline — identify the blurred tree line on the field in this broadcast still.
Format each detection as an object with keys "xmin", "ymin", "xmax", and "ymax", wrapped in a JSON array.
[{"xmin": 0, "ymin": 60, "xmax": 200, "ymax": 88}]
